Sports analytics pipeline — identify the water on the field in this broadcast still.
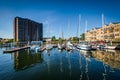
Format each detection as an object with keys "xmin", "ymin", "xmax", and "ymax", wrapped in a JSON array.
[{"xmin": 0, "ymin": 48, "xmax": 120, "ymax": 80}]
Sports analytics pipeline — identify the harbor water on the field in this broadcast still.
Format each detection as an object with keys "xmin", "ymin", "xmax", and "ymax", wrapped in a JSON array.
[{"xmin": 0, "ymin": 48, "xmax": 120, "ymax": 80}]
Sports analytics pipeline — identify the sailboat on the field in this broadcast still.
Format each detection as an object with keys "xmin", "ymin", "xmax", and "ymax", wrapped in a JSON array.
[
  {"xmin": 30, "ymin": 41, "xmax": 42, "ymax": 53},
  {"xmin": 77, "ymin": 15, "xmax": 91, "ymax": 51},
  {"xmin": 66, "ymin": 19, "xmax": 74, "ymax": 51},
  {"xmin": 30, "ymin": 29, "xmax": 42, "ymax": 53},
  {"xmin": 76, "ymin": 14, "xmax": 81, "ymax": 49},
  {"xmin": 58, "ymin": 28, "xmax": 64, "ymax": 50},
  {"xmin": 98, "ymin": 14, "xmax": 118, "ymax": 50},
  {"xmin": 45, "ymin": 21, "xmax": 53, "ymax": 50}
]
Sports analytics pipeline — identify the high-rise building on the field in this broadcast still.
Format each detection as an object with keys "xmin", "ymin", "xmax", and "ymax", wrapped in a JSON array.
[{"xmin": 14, "ymin": 17, "xmax": 43, "ymax": 42}]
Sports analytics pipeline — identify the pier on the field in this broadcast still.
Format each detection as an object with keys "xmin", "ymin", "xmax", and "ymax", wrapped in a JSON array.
[
  {"xmin": 3, "ymin": 46, "xmax": 30, "ymax": 53},
  {"xmin": 40, "ymin": 46, "xmax": 46, "ymax": 52}
]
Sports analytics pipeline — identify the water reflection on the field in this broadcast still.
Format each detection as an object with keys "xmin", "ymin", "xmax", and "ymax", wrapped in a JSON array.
[
  {"xmin": 79, "ymin": 52, "xmax": 83, "ymax": 80},
  {"xmin": 80, "ymin": 50, "xmax": 92, "ymax": 59},
  {"xmin": 67, "ymin": 52, "xmax": 72, "ymax": 77},
  {"xmin": 14, "ymin": 49, "xmax": 43, "ymax": 71},
  {"xmin": 59, "ymin": 50, "xmax": 63, "ymax": 72},
  {"xmin": 0, "ymin": 48, "xmax": 120, "ymax": 80},
  {"xmin": 91, "ymin": 50, "xmax": 120, "ymax": 69},
  {"xmin": 102, "ymin": 53, "xmax": 107, "ymax": 80},
  {"xmin": 46, "ymin": 50, "xmax": 50, "ymax": 74},
  {"xmin": 79, "ymin": 50, "xmax": 91, "ymax": 80},
  {"xmin": 85, "ymin": 55, "xmax": 89, "ymax": 80}
]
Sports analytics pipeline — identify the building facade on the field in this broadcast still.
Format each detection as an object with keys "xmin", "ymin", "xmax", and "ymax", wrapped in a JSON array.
[
  {"xmin": 14, "ymin": 17, "xmax": 43, "ymax": 42},
  {"xmin": 85, "ymin": 22, "xmax": 120, "ymax": 42}
]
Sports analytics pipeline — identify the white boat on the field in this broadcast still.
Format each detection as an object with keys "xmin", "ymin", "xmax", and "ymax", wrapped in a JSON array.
[
  {"xmin": 80, "ymin": 44, "xmax": 91, "ymax": 51},
  {"xmin": 77, "ymin": 44, "xmax": 81, "ymax": 49},
  {"xmin": 104, "ymin": 45, "xmax": 116, "ymax": 50},
  {"xmin": 30, "ymin": 45, "xmax": 41, "ymax": 53},
  {"xmin": 30, "ymin": 41, "xmax": 43, "ymax": 52},
  {"xmin": 104, "ymin": 43, "xmax": 120, "ymax": 50},
  {"xmin": 90, "ymin": 45, "xmax": 97, "ymax": 50},
  {"xmin": 78, "ymin": 20, "xmax": 91, "ymax": 51},
  {"xmin": 77, "ymin": 43, "xmax": 91, "ymax": 51},
  {"xmin": 58, "ymin": 44, "xmax": 63, "ymax": 49},
  {"xmin": 78, "ymin": 42, "xmax": 91, "ymax": 51},
  {"xmin": 66, "ymin": 41, "xmax": 74, "ymax": 50},
  {"xmin": 46, "ymin": 44, "xmax": 53, "ymax": 50}
]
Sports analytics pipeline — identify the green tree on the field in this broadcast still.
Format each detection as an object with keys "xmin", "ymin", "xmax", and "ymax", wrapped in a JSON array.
[
  {"xmin": 58, "ymin": 37, "xmax": 62, "ymax": 43},
  {"xmin": 72, "ymin": 37, "xmax": 79, "ymax": 42},
  {"xmin": 51, "ymin": 36, "xmax": 56, "ymax": 41},
  {"xmin": 5, "ymin": 39, "xmax": 14, "ymax": 43},
  {"xmin": 80, "ymin": 33, "xmax": 85, "ymax": 40}
]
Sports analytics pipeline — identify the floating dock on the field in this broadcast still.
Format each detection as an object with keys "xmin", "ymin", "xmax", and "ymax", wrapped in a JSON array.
[
  {"xmin": 3, "ymin": 46, "xmax": 30, "ymax": 53},
  {"xmin": 39, "ymin": 46, "xmax": 46, "ymax": 52}
]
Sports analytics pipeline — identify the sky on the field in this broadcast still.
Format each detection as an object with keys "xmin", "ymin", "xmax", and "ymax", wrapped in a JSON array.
[{"xmin": 0, "ymin": 0, "xmax": 120, "ymax": 39}]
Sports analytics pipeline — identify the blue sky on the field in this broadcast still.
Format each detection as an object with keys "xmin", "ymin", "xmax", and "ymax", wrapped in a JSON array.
[{"xmin": 0, "ymin": 0, "xmax": 120, "ymax": 39}]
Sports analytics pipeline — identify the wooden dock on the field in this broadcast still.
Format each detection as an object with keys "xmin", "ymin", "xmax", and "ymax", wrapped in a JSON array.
[
  {"xmin": 39, "ymin": 46, "xmax": 46, "ymax": 52},
  {"xmin": 3, "ymin": 46, "xmax": 30, "ymax": 53},
  {"xmin": 39, "ymin": 44, "xmax": 57, "ymax": 52}
]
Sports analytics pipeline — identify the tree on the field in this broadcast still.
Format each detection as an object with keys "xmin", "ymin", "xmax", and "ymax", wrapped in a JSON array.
[
  {"xmin": 80, "ymin": 33, "xmax": 85, "ymax": 40},
  {"xmin": 6, "ymin": 39, "xmax": 14, "ymax": 43},
  {"xmin": 51, "ymin": 36, "xmax": 56, "ymax": 41},
  {"xmin": 71, "ymin": 37, "xmax": 79, "ymax": 42},
  {"xmin": 58, "ymin": 37, "xmax": 62, "ymax": 43}
]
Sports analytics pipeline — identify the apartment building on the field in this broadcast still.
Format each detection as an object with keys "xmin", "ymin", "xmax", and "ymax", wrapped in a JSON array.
[
  {"xmin": 14, "ymin": 17, "xmax": 43, "ymax": 42},
  {"xmin": 85, "ymin": 22, "xmax": 120, "ymax": 42}
]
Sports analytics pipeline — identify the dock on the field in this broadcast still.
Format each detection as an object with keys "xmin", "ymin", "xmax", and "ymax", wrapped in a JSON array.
[
  {"xmin": 39, "ymin": 46, "xmax": 46, "ymax": 52},
  {"xmin": 3, "ymin": 46, "xmax": 30, "ymax": 53},
  {"xmin": 39, "ymin": 44, "xmax": 57, "ymax": 52}
]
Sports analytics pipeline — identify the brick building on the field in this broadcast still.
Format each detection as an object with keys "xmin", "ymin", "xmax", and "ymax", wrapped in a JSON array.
[{"xmin": 14, "ymin": 17, "xmax": 43, "ymax": 42}]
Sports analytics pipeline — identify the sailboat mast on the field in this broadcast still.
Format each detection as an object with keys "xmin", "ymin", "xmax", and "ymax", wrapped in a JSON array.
[
  {"xmin": 102, "ymin": 13, "xmax": 104, "ymax": 41},
  {"xmin": 62, "ymin": 28, "xmax": 64, "ymax": 40},
  {"xmin": 102, "ymin": 13, "xmax": 104, "ymax": 28},
  {"xmin": 78, "ymin": 14, "xmax": 81, "ymax": 42},
  {"xmin": 67, "ymin": 19, "xmax": 70, "ymax": 40},
  {"xmin": 85, "ymin": 20, "xmax": 87, "ymax": 33},
  {"xmin": 85, "ymin": 20, "xmax": 87, "ymax": 41},
  {"xmin": 37, "ymin": 28, "xmax": 38, "ymax": 41}
]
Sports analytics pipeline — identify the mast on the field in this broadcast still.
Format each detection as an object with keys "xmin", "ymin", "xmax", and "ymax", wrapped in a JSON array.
[
  {"xmin": 46, "ymin": 20, "xmax": 51, "ymax": 44},
  {"xmin": 68, "ymin": 19, "xmax": 70, "ymax": 40},
  {"xmin": 85, "ymin": 20, "xmax": 88, "ymax": 41},
  {"xmin": 78, "ymin": 14, "xmax": 81, "ymax": 42},
  {"xmin": 102, "ymin": 13, "xmax": 104, "ymax": 42},
  {"xmin": 59, "ymin": 27, "xmax": 62, "ymax": 44},
  {"xmin": 62, "ymin": 29, "xmax": 64, "ymax": 40},
  {"xmin": 102, "ymin": 14, "xmax": 104, "ymax": 27},
  {"xmin": 37, "ymin": 27, "xmax": 39, "ymax": 41},
  {"xmin": 85, "ymin": 20, "xmax": 87, "ymax": 33}
]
